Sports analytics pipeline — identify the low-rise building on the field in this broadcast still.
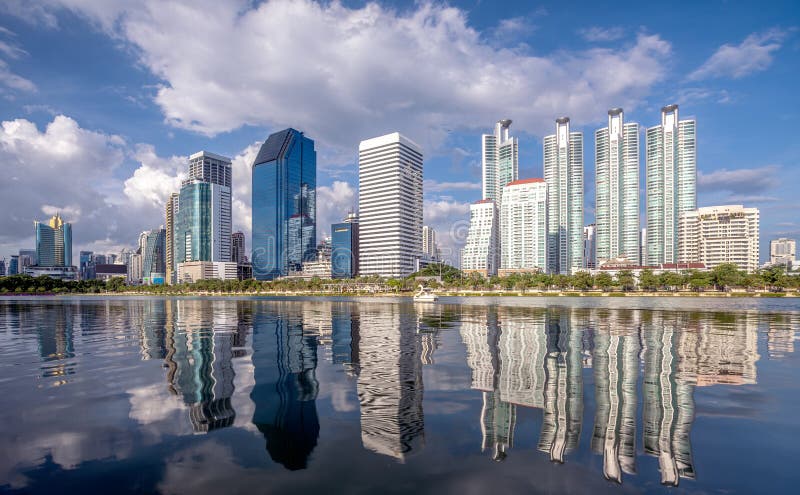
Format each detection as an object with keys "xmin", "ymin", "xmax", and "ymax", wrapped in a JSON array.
[{"xmin": 177, "ymin": 261, "xmax": 238, "ymax": 283}]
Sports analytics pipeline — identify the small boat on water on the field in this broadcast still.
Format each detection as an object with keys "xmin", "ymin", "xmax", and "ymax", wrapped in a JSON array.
[{"xmin": 413, "ymin": 285, "xmax": 439, "ymax": 303}]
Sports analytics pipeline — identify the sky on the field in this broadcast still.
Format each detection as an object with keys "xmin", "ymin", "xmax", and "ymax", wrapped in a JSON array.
[{"xmin": 0, "ymin": 0, "xmax": 798, "ymax": 266}]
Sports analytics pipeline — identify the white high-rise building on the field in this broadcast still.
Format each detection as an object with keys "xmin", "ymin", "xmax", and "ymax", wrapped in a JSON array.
[
  {"xmin": 543, "ymin": 117, "xmax": 584, "ymax": 275},
  {"xmin": 583, "ymin": 224, "xmax": 596, "ymax": 269},
  {"xmin": 500, "ymin": 179, "xmax": 547, "ymax": 274},
  {"xmin": 482, "ymin": 119, "xmax": 519, "ymax": 203},
  {"xmin": 770, "ymin": 238, "xmax": 796, "ymax": 268},
  {"xmin": 358, "ymin": 132, "xmax": 423, "ymax": 278},
  {"xmin": 646, "ymin": 105, "xmax": 696, "ymax": 266},
  {"xmin": 422, "ymin": 225, "xmax": 439, "ymax": 261},
  {"xmin": 678, "ymin": 205, "xmax": 759, "ymax": 273},
  {"xmin": 461, "ymin": 200, "xmax": 499, "ymax": 277},
  {"xmin": 595, "ymin": 109, "xmax": 640, "ymax": 265}
]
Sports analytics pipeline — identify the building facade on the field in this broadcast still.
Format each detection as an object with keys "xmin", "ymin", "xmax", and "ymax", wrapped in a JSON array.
[
  {"xmin": 251, "ymin": 128, "xmax": 316, "ymax": 280},
  {"xmin": 646, "ymin": 105, "xmax": 697, "ymax": 266},
  {"xmin": 499, "ymin": 179, "xmax": 547, "ymax": 274},
  {"xmin": 35, "ymin": 213, "xmax": 72, "ymax": 268},
  {"xmin": 165, "ymin": 192, "xmax": 179, "ymax": 284},
  {"xmin": 358, "ymin": 132, "xmax": 423, "ymax": 278},
  {"xmin": 461, "ymin": 199, "xmax": 500, "ymax": 277},
  {"xmin": 770, "ymin": 238, "xmax": 796, "ymax": 268},
  {"xmin": 231, "ymin": 231, "xmax": 246, "ymax": 264},
  {"xmin": 142, "ymin": 228, "xmax": 166, "ymax": 285},
  {"xmin": 595, "ymin": 108, "xmax": 640, "ymax": 265},
  {"xmin": 583, "ymin": 224, "xmax": 596, "ymax": 269},
  {"xmin": 422, "ymin": 225, "xmax": 439, "ymax": 261},
  {"xmin": 332, "ymin": 215, "xmax": 359, "ymax": 279},
  {"xmin": 543, "ymin": 117, "xmax": 584, "ymax": 274},
  {"xmin": 678, "ymin": 205, "xmax": 759, "ymax": 273},
  {"xmin": 177, "ymin": 261, "xmax": 238, "ymax": 283},
  {"xmin": 482, "ymin": 119, "xmax": 519, "ymax": 203}
]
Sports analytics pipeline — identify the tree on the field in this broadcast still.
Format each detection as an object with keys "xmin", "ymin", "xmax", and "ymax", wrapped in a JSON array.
[
  {"xmin": 711, "ymin": 263, "xmax": 742, "ymax": 291},
  {"xmin": 687, "ymin": 270, "xmax": 711, "ymax": 291},
  {"xmin": 616, "ymin": 270, "xmax": 636, "ymax": 291},
  {"xmin": 639, "ymin": 269, "xmax": 658, "ymax": 291},
  {"xmin": 595, "ymin": 272, "xmax": 613, "ymax": 291},
  {"xmin": 572, "ymin": 271, "xmax": 594, "ymax": 290}
]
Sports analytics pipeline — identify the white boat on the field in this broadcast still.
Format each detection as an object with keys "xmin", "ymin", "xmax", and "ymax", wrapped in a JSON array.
[{"xmin": 413, "ymin": 285, "xmax": 439, "ymax": 303}]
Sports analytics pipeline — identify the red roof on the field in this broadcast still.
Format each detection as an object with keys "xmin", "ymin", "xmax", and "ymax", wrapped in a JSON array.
[
  {"xmin": 506, "ymin": 178, "xmax": 545, "ymax": 186},
  {"xmin": 474, "ymin": 199, "xmax": 495, "ymax": 204}
]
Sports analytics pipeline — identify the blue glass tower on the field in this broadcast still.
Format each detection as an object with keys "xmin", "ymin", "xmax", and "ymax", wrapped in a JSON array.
[
  {"xmin": 252, "ymin": 129, "xmax": 316, "ymax": 280},
  {"xmin": 331, "ymin": 220, "xmax": 358, "ymax": 279}
]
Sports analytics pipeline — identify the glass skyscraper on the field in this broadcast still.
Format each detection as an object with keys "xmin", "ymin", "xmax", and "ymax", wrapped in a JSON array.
[
  {"xmin": 482, "ymin": 119, "xmax": 518, "ymax": 203},
  {"xmin": 142, "ymin": 228, "xmax": 166, "ymax": 285},
  {"xmin": 646, "ymin": 105, "xmax": 697, "ymax": 266},
  {"xmin": 543, "ymin": 117, "xmax": 584, "ymax": 275},
  {"xmin": 251, "ymin": 128, "xmax": 317, "ymax": 280},
  {"xmin": 35, "ymin": 213, "xmax": 72, "ymax": 267},
  {"xmin": 331, "ymin": 215, "xmax": 359, "ymax": 279},
  {"xmin": 595, "ymin": 108, "xmax": 640, "ymax": 265}
]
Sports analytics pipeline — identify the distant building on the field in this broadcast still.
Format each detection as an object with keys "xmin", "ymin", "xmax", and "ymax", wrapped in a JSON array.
[
  {"xmin": 770, "ymin": 238, "xmax": 796, "ymax": 268},
  {"xmin": 177, "ymin": 261, "xmax": 238, "ymax": 283},
  {"xmin": 422, "ymin": 225, "xmax": 439, "ymax": 261},
  {"xmin": 482, "ymin": 119, "xmax": 519, "ymax": 203},
  {"xmin": 646, "ymin": 104, "xmax": 697, "ymax": 266},
  {"xmin": 583, "ymin": 224, "xmax": 597, "ymax": 269},
  {"xmin": 8, "ymin": 255, "xmax": 19, "ymax": 275},
  {"xmin": 544, "ymin": 117, "xmax": 584, "ymax": 275},
  {"xmin": 94, "ymin": 264, "xmax": 128, "ymax": 281},
  {"xmin": 142, "ymin": 228, "xmax": 167, "ymax": 285},
  {"xmin": 35, "ymin": 213, "xmax": 73, "ymax": 268},
  {"xmin": 0, "ymin": 259, "xmax": 5, "ymax": 277},
  {"xmin": 23, "ymin": 265, "xmax": 78, "ymax": 280},
  {"xmin": 461, "ymin": 200, "xmax": 499, "ymax": 277},
  {"xmin": 678, "ymin": 205, "xmax": 759, "ymax": 273},
  {"xmin": 79, "ymin": 250, "xmax": 94, "ymax": 280},
  {"xmin": 231, "ymin": 231, "xmax": 246, "ymax": 264},
  {"xmin": 165, "ymin": 192, "xmax": 179, "ymax": 284},
  {"xmin": 252, "ymin": 128, "xmax": 316, "ymax": 280},
  {"xmin": 358, "ymin": 132, "xmax": 423, "ymax": 278},
  {"xmin": 595, "ymin": 108, "xmax": 640, "ymax": 265},
  {"xmin": 332, "ymin": 214, "xmax": 359, "ymax": 279},
  {"xmin": 128, "ymin": 253, "xmax": 142, "ymax": 284},
  {"xmin": 639, "ymin": 228, "xmax": 647, "ymax": 268},
  {"xmin": 18, "ymin": 249, "xmax": 36, "ymax": 268},
  {"xmin": 499, "ymin": 179, "xmax": 547, "ymax": 275}
]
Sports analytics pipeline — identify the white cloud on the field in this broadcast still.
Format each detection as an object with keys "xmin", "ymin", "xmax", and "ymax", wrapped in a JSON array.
[
  {"xmin": 579, "ymin": 26, "xmax": 625, "ymax": 42},
  {"xmin": 423, "ymin": 199, "xmax": 471, "ymax": 265},
  {"xmin": 122, "ymin": 144, "xmax": 185, "ymax": 209},
  {"xmin": 15, "ymin": 0, "xmax": 671, "ymax": 153},
  {"xmin": 423, "ymin": 180, "xmax": 481, "ymax": 193},
  {"xmin": 316, "ymin": 180, "xmax": 357, "ymax": 239},
  {"xmin": 0, "ymin": 28, "xmax": 35, "ymax": 94},
  {"xmin": 698, "ymin": 165, "xmax": 780, "ymax": 194},
  {"xmin": 689, "ymin": 29, "xmax": 787, "ymax": 81}
]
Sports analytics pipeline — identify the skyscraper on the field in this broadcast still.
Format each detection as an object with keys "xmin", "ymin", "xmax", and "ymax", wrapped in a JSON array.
[
  {"xmin": 646, "ymin": 105, "xmax": 696, "ymax": 266},
  {"xmin": 79, "ymin": 250, "xmax": 94, "ymax": 280},
  {"xmin": 543, "ymin": 117, "xmax": 584, "ymax": 275},
  {"xmin": 421, "ymin": 225, "xmax": 438, "ymax": 261},
  {"xmin": 332, "ymin": 214, "xmax": 359, "ymax": 279},
  {"xmin": 142, "ymin": 228, "xmax": 167, "ymax": 284},
  {"xmin": 18, "ymin": 249, "xmax": 36, "ymax": 268},
  {"xmin": 251, "ymin": 129, "xmax": 316, "ymax": 280},
  {"xmin": 482, "ymin": 119, "xmax": 519, "ymax": 203},
  {"xmin": 583, "ymin": 224, "xmax": 596, "ymax": 269},
  {"xmin": 165, "ymin": 192, "xmax": 179, "ymax": 284},
  {"xmin": 35, "ymin": 213, "xmax": 72, "ymax": 267},
  {"xmin": 358, "ymin": 132, "xmax": 423, "ymax": 278},
  {"xmin": 770, "ymin": 238, "xmax": 796, "ymax": 268},
  {"xmin": 499, "ymin": 179, "xmax": 547, "ymax": 274},
  {"xmin": 461, "ymin": 200, "xmax": 499, "ymax": 277},
  {"xmin": 175, "ymin": 151, "xmax": 233, "ymax": 268},
  {"xmin": 595, "ymin": 108, "xmax": 640, "ymax": 265},
  {"xmin": 231, "ymin": 231, "xmax": 246, "ymax": 264},
  {"xmin": 678, "ymin": 205, "xmax": 759, "ymax": 273},
  {"xmin": 8, "ymin": 255, "xmax": 18, "ymax": 275}
]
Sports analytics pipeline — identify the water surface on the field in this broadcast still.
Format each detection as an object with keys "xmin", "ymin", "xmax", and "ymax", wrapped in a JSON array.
[{"xmin": 1, "ymin": 296, "xmax": 799, "ymax": 494}]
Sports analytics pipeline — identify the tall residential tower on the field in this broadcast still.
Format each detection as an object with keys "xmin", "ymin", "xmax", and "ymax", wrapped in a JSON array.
[
  {"xmin": 543, "ymin": 117, "xmax": 584, "ymax": 275},
  {"xmin": 595, "ymin": 109, "xmax": 640, "ymax": 265},
  {"xmin": 482, "ymin": 119, "xmax": 519, "ymax": 203}
]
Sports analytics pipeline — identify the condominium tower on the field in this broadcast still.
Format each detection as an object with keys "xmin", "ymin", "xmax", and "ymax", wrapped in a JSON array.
[
  {"xmin": 770, "ymin": 238, "xmax": 796, "ymax": 267},
  {"xmin": 482, "ymin": 119, "xmax": 519, "ymax": 203},
  {"xmin": 358, "ymin": 132, "xmax": 423, "ymax": 278},
  {"xmin": 646, "ymin": 105, "xmax": 697, "ymax": 265},
  {"xmin": 422, "ymin": 225, "xmax": 438, "ymax": 261},
  {"xmin": 499, "ymin": 179, "xmax": 547, "ymax": 274},
  {"xmin": 543, "ymin": 117, "xmax": 584, "ymax": 275},
  {"xmin": 251, "ymin": 129, "xmax": 316, "ymax": 280},
  {"xmin": 595, "ymin": 108, "xmax": 640, "ymax": 265},
  {"xmin": 678, "ymin": 205, "xmax": 759, "ymax": 273},
  {"xmin": 461, "ymin": 199, "xmax": 499, "ymax": 277},
  {"xmin": 165, "ymin": 192, "xmax": 179, "ymax": 284},
  {"xmin": 174, "ymin": 151, "xmax": 233, "ymax": 267}
]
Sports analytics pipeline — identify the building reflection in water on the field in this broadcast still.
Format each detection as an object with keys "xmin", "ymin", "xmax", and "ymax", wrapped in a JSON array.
[
  {"xmin": 37, "ymin": 303, "xmax": 76, "ymax": 382},
  {"xmin": 357, "ymin": 304, "xmax": 425, "ymax": 461},
  {"xmin": 250, "ymin": 302, "xmax": 320, "ymax": 470}
]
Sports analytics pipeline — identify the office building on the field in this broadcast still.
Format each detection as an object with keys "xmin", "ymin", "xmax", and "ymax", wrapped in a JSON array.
[
  {"xmin": 79, "ymin": 251, "xmax": 94, "ymax": 280},
  {"xmin": 94, "ymin": 264, "xmax": 127, "ymax": 281},
  {"xmin": 142, "ymin": 228, "xmax": 166, "ymax": 285},
  {"xmin": 482, "ymin": 119, "xmax": 519, "ymax": 203},
  {"xmin": 18, "ymin": 249, "xmax": 36, "ymax": 268},
  {"xmin": 646, "ymin": 105, "xmax": 697, "ymax": 265},
  {"xmin": 0, "ymin": 259, "xmax": 5, "ymax": 277},
  {"xmin": 461, "ymin": 200, "xmax": 499, "ymax": 277},
  {"xmin": 128, "ymin": 253, "xmax": 142, "ymax": 284},
  {"xmin": 231, "ymin": 231, "xmax": 246, "ymax": 264},
  {"xmin": 678, "ymin": 205, "xmax": 759, "ymax": 273},
  {"xmin": 583, "ymin": 224, "xmax": 596, "ymax": 269},
  {"xmin": 422, "ymin": 225, "xmax": 439, "ymax": 261},
  {"xmin": 165, "ymin": 192, "xmax": 179, "ymax": 284},
  {"xmin": 332, "ymin": 213, "xmax": 359, "ymax": 279},
  {"xmin": 175, "ymin": 151, "xmax": 233, "ymax": 270},
  {"xmin": 595, "ymin": 108, "xmax": 640, "ymax": 265},
  {"xmin": 177, "ymin": 261, "xmax": 238, "ymax": 283},
  {"xmin": 543, "ymin": 117, "xmax": 584, "ymax": 274},
  {"xmin": 251, "ymin": 128, "xmax": 316, "ymax": 280},
  {"xmin": 499, "ymin": 179, "xmax": 547, "ymax": 274},
  {"xmin": 358, "ymin": 132, "xmax": 423, "ymax": 278},
  {"xmin": 770, "ymin": 238, "xmax": 796, "ymax": 268},
  {"xmin": 35, "ymin": 213, "xmax": 72, "ymax": 268}
]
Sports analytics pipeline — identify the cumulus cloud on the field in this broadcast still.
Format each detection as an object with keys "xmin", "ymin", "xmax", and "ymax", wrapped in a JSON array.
[
  {"xmin": 12, "ymin": 0, "xmax": 670, "ymax": 152},
  {"xmin": 698, "ymin": 165, "xmax": 780, "ymax": 194},
  {"xmin": 579, "ymin": 26, "xmax": 626, "ymax": 42},
  {"xmin": 422, "ymin": 199, "xmax": 471, "ymax": 265},
  {"xmin": 689, "ymin": 29, "xmax": 787, "ymax": 81},
  {"xmin": 317, "ymin": 180, "xmax": 357, "ymax": 238},
  {"xmin": 423, "ymin": 180, "xmax": 481, "ymax": 193}
]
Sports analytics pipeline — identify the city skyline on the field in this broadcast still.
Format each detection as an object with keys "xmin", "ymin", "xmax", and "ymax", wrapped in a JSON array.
[{"xmin": 0, "ymin": 1, "xmax": 798, "ymax": 266}]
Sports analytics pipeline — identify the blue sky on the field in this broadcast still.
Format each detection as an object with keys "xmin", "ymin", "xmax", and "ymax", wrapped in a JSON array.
[{"xmin": 0, "ymin": 0, "xmax": 798, "ymax": 265}]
